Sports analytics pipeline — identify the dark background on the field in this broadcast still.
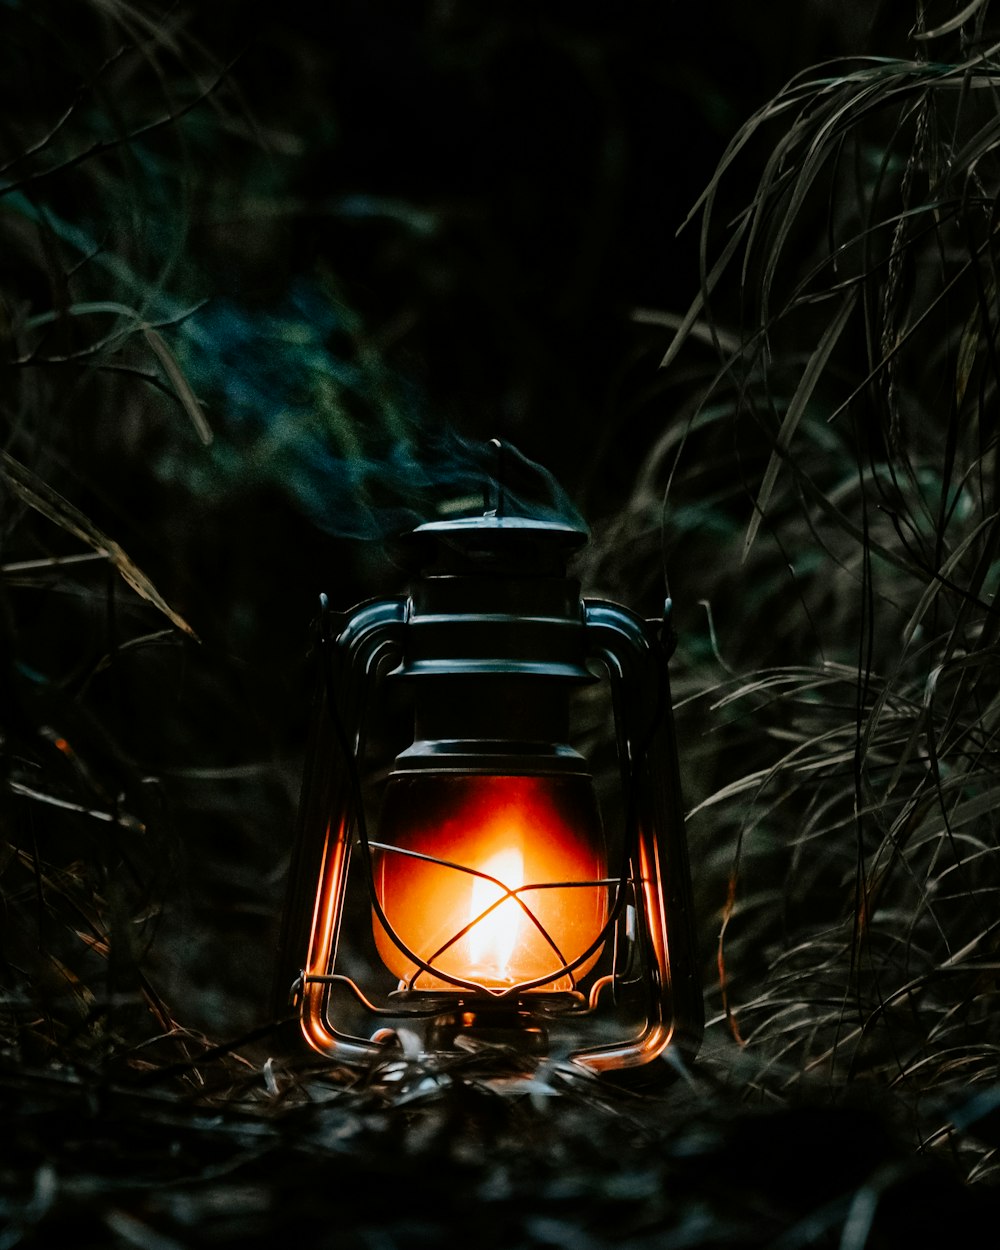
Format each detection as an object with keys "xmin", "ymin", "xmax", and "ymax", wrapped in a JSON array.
[
  {"xmin": 6, "ymin": 3, "xmax": 998, "ymax": 1246},
  {"xmin": 0, "ymin": 0, "xmax": 914, "ymax": 1084}
]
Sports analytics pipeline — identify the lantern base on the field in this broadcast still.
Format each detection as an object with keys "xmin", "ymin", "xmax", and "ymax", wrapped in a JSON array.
[{"xmin": 426, "ymin": 1008, "xmax": 548, "ymax": 1055}]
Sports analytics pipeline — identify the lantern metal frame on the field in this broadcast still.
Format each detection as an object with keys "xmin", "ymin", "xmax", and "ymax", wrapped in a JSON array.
[{"xmin": 274, "ymin": 515, "xmax": 703, "ymax": 1075}]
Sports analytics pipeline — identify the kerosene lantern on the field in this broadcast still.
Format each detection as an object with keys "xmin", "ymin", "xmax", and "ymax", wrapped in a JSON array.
[{"xmin": 274, "ymin": 503, "xmax": 702, "ymax": 1075}]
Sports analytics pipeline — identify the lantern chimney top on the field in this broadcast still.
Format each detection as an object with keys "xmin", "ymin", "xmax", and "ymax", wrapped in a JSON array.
[
  {"xmin": 392, "ymin": 436, "xmax": 587, "ymax": 575},
  {"xmin": 394, "ymin": 514, "xmax": 588, "ymax": 578}
]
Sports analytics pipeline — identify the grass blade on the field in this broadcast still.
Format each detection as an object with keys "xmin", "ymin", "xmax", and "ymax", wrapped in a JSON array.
[
  {"xmin": 913, "ymin": 0, "xmax": 989, "ymax": 42},
  {"xmin": 743, "ymin": 289, "xmax": 856, "ymax": 562},
  {"xmin": 1, "ymin": 449, "xmax": 198, "ymax": 639},
  {"xmin": 144, "ymin": 327, "xmax": 213, "ymax": 446}
]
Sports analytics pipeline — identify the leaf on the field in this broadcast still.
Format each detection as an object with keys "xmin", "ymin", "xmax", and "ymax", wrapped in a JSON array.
[
  {"xmin": 913, "ymin": 0, "xmax": 989, "ymax": 41},
  {"xmin": 0, "ymin": 449, "xmax": 198, "ymax": 639},
  {"xmin": 951, "ymin": 113, "xmax": 1000, "ymax": 175},
  {"xmin": 143, "ymin": 327, "xmax": 213, "ymax": 446},
  {"xmin": 900, "ymin": 512, "xmax": 999, "ymax": 647},
  {"xmin": 955, "ymin": 301, "xmax": 982, "ymax": 408},
  {"xmin": 8, "ymin": 781, "xmax": 145, "ymax": 831},
  {"xmin": 658, "ymin": 228, "xmax": 747, "ymax": 370},
  {"xmin": 743, "ymin": 289, "xmax": 856, "ymax": 561},
  {"xmin": 632, "ymin": 306, "xmax": 740, "ymax": 355}
]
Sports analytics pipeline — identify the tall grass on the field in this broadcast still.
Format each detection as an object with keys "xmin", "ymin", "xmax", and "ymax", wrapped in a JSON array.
[
  {"xmin": 581, "ymin": 0, "xmax": 1000, "ymax": 1178},
  {"xmin": 0, "ymin": 0, "xmax": 300, "ymax": 1081}
]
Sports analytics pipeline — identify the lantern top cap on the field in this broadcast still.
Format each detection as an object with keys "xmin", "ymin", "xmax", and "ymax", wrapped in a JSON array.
[
  {"xmin": 413, "ymin": 514, "xmax": 587, "ymax": 537},
  {"xmin": 393, "ymin": 513, "xmax": 588, "ymax": 577}
]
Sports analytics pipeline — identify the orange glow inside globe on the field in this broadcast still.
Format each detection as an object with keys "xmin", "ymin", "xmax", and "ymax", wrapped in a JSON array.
[{"xmin": 372, "ymin": 773, "xmax": 608, "ymax": 992}]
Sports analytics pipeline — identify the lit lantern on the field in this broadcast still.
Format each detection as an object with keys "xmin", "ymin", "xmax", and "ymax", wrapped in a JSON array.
[{"xmin": 274, "ymin": 511, "xmax": 702, "ymax": 1075}]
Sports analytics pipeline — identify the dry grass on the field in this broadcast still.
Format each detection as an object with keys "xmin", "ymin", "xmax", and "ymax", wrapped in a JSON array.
[
  {"xmin": 581, "ymin": 0, "xmax": 1000, "ymax": 1189},
  {"xmin": 4, "ymin": 1, "xmax": 1000, "ymax": 1245}
]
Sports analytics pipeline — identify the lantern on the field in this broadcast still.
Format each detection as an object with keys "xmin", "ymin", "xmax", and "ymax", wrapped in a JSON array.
[{"xmin": 274, "ymin": 512, "xmax": 702, "ymax": 1075}]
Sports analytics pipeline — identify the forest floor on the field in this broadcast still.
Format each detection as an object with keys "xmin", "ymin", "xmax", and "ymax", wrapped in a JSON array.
[{"xmin": 3, "ymin": 1034, "xmax": 995, "ymax": 1249}]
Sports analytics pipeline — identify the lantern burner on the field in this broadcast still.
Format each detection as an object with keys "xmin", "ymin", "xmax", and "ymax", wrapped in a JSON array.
[{"xmin": 423, "ymin": 1008, "xmax": 548, "ymax": 1055}]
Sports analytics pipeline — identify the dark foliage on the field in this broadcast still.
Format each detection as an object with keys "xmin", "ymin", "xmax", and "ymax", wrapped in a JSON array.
[{"xmin": 4, "ymin": 0, "xmax": 1000, "ymax": 1245}]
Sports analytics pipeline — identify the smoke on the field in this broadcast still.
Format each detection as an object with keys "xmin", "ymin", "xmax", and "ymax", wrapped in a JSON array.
[
  {"xmin": 296, "ymin": 432, "xmax": 587, "ymax": 539},
  {"xmin": 168, "ymin": 284, "xmax": 585, "ymax": 539}
]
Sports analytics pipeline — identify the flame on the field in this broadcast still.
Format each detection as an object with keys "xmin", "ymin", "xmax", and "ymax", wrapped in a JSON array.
[{"xmin": 467, "ymin": 846, "xmax": 524, "ymax": 977}]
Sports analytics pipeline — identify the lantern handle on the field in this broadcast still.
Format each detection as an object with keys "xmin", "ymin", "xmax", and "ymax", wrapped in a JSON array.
[
  {"xmin": 274, "ymin": 594, "xmax": 406, "ymax": 1038},
  {"xmin": 580, "ymin": 598, "xmax": 704, "ymax": 1070}
]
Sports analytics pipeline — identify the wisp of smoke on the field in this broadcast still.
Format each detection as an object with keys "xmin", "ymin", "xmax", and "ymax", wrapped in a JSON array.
[{"xmin": 171, "ymin": 284, "xmax": 584, "ymax": 538}]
